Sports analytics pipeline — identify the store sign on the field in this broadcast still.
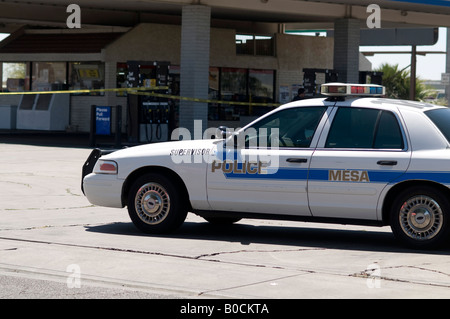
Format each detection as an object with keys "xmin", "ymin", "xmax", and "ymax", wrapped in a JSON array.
[
  {"xmin": 79, "ymin": 68, "xmax": 100, "ymax": 79},
  {"xmin": 95, "ymin": 106, "xmax": 111, "ymax": 135}
]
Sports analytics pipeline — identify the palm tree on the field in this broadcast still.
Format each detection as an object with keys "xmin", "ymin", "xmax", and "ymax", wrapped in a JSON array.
[{"xmin": 375, "ymin": 63, "xmax": 436, "ymax": 102}]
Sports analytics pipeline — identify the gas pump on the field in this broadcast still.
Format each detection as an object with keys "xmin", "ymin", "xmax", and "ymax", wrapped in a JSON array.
[
  {"xmin": 302, "ymin": 68, "xmax": 383, "ymax": 98},
  {"xmin": 126, "ymin": 61, "xmax": 172, "ymax": 143},
  {"xmin": 303, "ymin": 68, "xmax": 339, "ymax": 97},
  {"xmin": 302, "ymin": 69, "xmax": 318, "ymax": 97},
  {"xmin": 139, "ymin": 98, "xmax": 170, "ymax": 143},
  {"xmin": 359, "ymin": 71, "xmax": 383, "ymax": 85}
]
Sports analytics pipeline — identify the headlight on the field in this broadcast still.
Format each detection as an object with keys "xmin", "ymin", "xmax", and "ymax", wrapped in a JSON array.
[{"xmin": 94, "ymin": 160, "xmax": 118, "ymax": 174}]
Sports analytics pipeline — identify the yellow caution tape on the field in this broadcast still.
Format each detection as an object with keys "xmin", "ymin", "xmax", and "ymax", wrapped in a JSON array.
[
  {"xmin": 0, "ymin": 87, "xmax": 279, "ymax": 107},
  {"xmin": 133, "ymin": 91, "xmax": 280, "ymax": 107},
  {"xmin": 0, "ymin": 87, "xmax": 169, "ymax": 95}
]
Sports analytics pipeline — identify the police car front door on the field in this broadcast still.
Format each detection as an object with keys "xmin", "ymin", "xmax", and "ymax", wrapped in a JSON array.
[
  {"xmin": 308, "ymin": 105, "xmax": 411, "ymax": 221},
  {"xmin": 207, "ymin": 105, "xmax": 331, "ymax": 216}
]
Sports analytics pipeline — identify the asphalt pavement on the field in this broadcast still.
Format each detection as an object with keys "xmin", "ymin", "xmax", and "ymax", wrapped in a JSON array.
[{"xmin": 1, "ymin": 136, "xmax": 450, "ymax": 303}]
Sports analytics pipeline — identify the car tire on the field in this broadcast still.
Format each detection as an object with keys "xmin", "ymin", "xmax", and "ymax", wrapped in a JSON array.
[
  {"xmin": 127, "ymin": 173, "xmax": 187, "ymax": 234},
  {"xmin": 390, "ymin": 185, "xmax": 450, "ymax": 249}
]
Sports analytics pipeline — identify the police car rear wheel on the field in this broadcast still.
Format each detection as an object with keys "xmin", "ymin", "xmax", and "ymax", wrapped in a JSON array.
[
  {"xmin": 127, "ymin": 173, "xmax": 187, "ymax": 234},
  {"xmin": 390, "ymin": 186, "xmax": 450, "ymax": 249}
]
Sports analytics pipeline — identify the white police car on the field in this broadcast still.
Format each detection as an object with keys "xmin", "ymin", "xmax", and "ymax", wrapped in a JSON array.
[{"xmin": 82, "ymin": 83, "xmax": 450, "ymax": 249}]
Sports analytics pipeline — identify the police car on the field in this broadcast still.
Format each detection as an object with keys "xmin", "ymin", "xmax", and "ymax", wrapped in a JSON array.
[{"xmin": 82, "ymin": 83, "xmax": 450, "ymax": 249}]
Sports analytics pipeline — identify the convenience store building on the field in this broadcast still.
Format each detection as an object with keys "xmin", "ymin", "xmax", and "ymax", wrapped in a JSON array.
[{"xmin": 0, "ymin": 0, "xmax": 449, "ymax": 137}]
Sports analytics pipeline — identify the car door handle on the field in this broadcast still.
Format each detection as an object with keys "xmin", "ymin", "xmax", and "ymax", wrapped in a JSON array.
[
  {"xmin": 377, "ymin": 160, "xmax": 398, "ymax": 166},
  {"xmin": 286, "ymin": 158, "xmax": 308, "ymax": 163}
]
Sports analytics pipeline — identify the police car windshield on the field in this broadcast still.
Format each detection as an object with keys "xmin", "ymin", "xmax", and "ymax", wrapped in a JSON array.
[{"xmin": 425, "ymin": 108, "xmax": 450, "ymax": 144}]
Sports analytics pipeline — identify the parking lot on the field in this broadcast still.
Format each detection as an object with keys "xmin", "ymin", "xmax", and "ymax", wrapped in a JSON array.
[{"xmin": 1, "ymin": 141, "xmax": 450, "ymax": 300}]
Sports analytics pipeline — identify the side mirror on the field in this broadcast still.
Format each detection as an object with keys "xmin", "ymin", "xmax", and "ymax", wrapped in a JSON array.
[
  {"xmin": 217, "ymin": 126, "xmax": 244, "ymax": 149},
  {"xmin": 217, "ymin": 126, "xmax": 229, "ymax": 139}
]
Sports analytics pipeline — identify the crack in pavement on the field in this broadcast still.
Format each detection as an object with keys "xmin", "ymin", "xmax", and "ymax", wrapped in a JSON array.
[
  {"xmin": 66, "ymin": 188, "xmax": 81, "ymax": 197},
  {"xmin": 401, "ymin": 265, "xmax": 450, "ymax": 277},
  {"xmin": 0, "ymin": 232, "xmax": 323, "ymax": 273},
  {"xmin": 0, "ymin": 223, "xmax": 97, "ymax": 232},
  {"xmin": 0, "ymin": 264, "xmax": 199, "ymax": 298},
  {"xmin": 0, "ymin": 180, "xmax": 32, "ymax": 188},
  {"xmin": 0, "ymin": 234, "xmax": 321, "ymax": 298},
  {"xmin": 351, "ymin": 264, "xmax": 450, "ymax": 288},
  {"xmin": 2, "ymin": 223, "xmax": 449, "ymax": 295},
  {"xmin": 195, "ymin": 247, "xmax": 325, "ymax": 260},
  {"xmin": 2, "ymin": 205, "xmax": 95, "ymax": 212},
  {"xmin": 197, "ymin": 272, "xmax": 309, "ymax": 297}
]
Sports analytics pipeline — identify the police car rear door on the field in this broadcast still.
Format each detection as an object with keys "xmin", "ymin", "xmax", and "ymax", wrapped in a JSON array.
[
  {"xmin": 206, "ymin": 102, "xmax": 333, "ymax": 216},
  {"xmin": 308, "ymin": 100, "xmax": 411, "ymax": 221}
]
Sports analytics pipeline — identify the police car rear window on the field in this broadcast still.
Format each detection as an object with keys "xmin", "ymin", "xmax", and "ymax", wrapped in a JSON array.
[
  {"xmin": 425, "ymin": 108, "xmax": 450, "ymax": 143},
  {"xmin": 326, "ymin": 107, "xmax": 404, "ymax": 149}
]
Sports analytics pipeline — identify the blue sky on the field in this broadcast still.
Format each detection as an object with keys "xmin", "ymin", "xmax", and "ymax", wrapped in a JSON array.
[
  {"xmin": 388, "ymin": 0, "xmax": 450, "ymax": 7},
  {"xmin": 360, "ymin": 27, "xmax": 448, "ymax": 81}
]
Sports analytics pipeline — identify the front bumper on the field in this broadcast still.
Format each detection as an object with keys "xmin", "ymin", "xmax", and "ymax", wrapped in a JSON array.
[
  {"xmin": 81, "ymin": 148, "xmax": 117, "ymax": 194},
  {"xmin": 83, "ymin": 173, "xmax": 124, "ymax": 208},
  {"xmin": 82, "ymin": 148, "xmax": 124, "ymax": 208}
]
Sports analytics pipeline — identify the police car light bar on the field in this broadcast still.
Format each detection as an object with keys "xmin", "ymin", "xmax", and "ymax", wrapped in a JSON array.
[{"xmin": 321, "ymin": 83, "xmax": 385, "ymax": 97}]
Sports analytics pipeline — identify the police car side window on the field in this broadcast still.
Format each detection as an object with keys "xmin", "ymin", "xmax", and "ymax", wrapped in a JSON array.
[
  {"xmin": 373, "ymin": 111, "xmax": 404, "ymax": 149},
  {"xmin": 425, "ymin": 108, "xmax": 450, "ymax": 143},
  {"xmin": 244, "ymin": 106, "xmax": 326, "ymax": 148},
  {"xmin": 325, "ymin": 108, "xmax": 404, "ymax": 149}
]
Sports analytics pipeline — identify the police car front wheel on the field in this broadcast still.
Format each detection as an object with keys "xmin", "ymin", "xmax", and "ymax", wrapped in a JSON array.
[
  {"xmin": 390, "ymin": 186, "xmax": 450, "ymax": 249},
  {"xmin": 127, "ymin": 173, "xmax": 187, "ymax": 234}
]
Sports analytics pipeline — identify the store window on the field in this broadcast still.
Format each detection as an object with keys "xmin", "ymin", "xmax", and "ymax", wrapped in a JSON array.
[
  {"xmin": 208, "ymin": 67, "xmax": 275, "ymax": 121},
  {"xmin": 1, "ymin": 62, "xmax": 30, "ymax": 92},
  {"xmin": 208, "ymin": 67, "xmax": 220, "ymax": 120},
  {"xmin": 69, "ymin": 62, "xmax": 105, "ymax": 95},
  {"xmin": 219, "ymin": 68, "xmax": 248, "ymax": 120},
  {"xmin": 221, "ymin": 68, "xmax": 247, "ymax": 99},
  {"xmin": 236, "ymin": 34, "xmax": 275, "ymax": 56},
  {"xmin": 249, "ymin": 69, "xmax": 275, "ymax": 117},
  {"xmin": 249, "ymin": 69, "xmax": 274, "ymax": 103},
  {"xmin": 32, "ymin": 62, "xmax": 67, "ymax": 91}
]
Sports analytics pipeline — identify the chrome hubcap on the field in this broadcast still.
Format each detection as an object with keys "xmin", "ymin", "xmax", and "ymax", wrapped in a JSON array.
[
  {"xmin": 135, "ymin": 183, "xmax": 170, "ymax": 225},
  {"xmin": 399, "ymin": 195, "xmax": 443, "ymax": 241}
]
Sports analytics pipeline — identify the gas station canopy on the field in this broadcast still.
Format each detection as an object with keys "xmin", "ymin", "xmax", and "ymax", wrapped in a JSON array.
[
  {"xmin": 1, "ymin": 0, "xmax": 450, "ymax": 33},
  {"xmin": 0, "ymin": 0, "xmax": 449, "ymax": 135}
]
